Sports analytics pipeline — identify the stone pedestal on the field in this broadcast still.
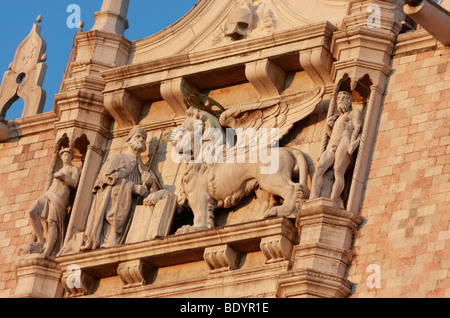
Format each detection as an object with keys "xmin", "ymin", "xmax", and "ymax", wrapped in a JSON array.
[
  {"xmin": 14, "ymin": 254, "xmax": 64, "ymax": 298},
  {"xmin": 277, "ymin": 198, "xmax": 363, "ymax": 298}
]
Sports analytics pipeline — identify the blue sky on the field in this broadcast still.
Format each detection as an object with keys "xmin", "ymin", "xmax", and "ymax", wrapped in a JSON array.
[{"xmin": 0, "ymin": 0, "xmax": 198, "ymax": 120}]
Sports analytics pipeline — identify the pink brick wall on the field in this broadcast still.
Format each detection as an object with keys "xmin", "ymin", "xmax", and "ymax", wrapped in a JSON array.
[
  {"xmin": 0, "ymin": 130, "xmax": 55, "ymax": 297},
  {"xmin": 348, "ymin": 48, "xmax": 450, "ymax": 297}
]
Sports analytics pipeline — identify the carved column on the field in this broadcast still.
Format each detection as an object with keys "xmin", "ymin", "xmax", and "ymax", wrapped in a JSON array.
[
  {"xmin": 277, "ymin": 198, "xmax": 362, "ymax": 298},
  {"xmin": 328, "ymin": 1, "xmax": 398, "ymax": 212},
  {"xmin": 64, "ymin": 145, "xmax": 104, "ymax": 246},
  {"xmin": 54, "ymin": 0, "xmax": 132, "ymax": 249},
  {"xmin": 346, "ymin": 84, "xmax": 386, "ymax": 213},
  {"xmin": 91, "ymin": 0, "xmax": 130, "ymax": 36}
]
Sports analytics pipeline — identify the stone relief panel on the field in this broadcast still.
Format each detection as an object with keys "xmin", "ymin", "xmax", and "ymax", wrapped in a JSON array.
[
  {"xmin": 8, "ymin": 0, "xmax": 422, "ymax": 299},
  {"xmin": 58, "ymin": 126, "xmax": 178, "ymax": 255},
  {"xmin": 171, "ymin": 89, "xmax": 324, "ymax": 233},
  {"xmin": 52, "ymin": 80, "xmax": 371, "ymax": 261}
]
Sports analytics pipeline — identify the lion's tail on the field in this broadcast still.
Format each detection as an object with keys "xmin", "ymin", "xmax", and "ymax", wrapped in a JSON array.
[
  {"xmin": 215, "ymin": 179, "xmax": 259, "ymax": 210},
  {"xmin": 290, "ymin": 148, "xmax": 310, "ymax": 199}
]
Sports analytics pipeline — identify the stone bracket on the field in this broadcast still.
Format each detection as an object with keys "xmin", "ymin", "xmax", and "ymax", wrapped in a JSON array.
[
  {"xmin": 117, "ymin": 259, "xmax": 155, "ymax": 288},
  {"xmin": 260, "ymin": 234, "xmax": 294, "ymax": 264},
  {"xmin": 299, "ymin": 47, "xmax": 334, "ymax": 90},
  {"xmin": 56, "ymin": 217, "xmax": 298, "ymax": 296},
  {"xmin": 0, "ymin": 122, "xmax": 9, "ymax": 142},
  {"xmin": 160, "ymin": 77, "xmax": 199, "ymax": 117},
  {"xmin": 204, "ymin": 244, "xmax": 240, "ymax": 273},
  {"xmin": 61, "ymin": 264, "xmax": 95, "ymax": 298},
  {"xmin": 245, "ymin": 59, "xmax": 286, "ymax": 99},
  {"xmin": 103, "ymin": 89, "xmax": 142, "ymax": 128}
]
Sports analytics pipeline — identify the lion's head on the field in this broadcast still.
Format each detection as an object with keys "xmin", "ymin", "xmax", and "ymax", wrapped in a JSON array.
[{"xmin": 172, "ymin": 107, "xmax": 232, "ymax": 164}]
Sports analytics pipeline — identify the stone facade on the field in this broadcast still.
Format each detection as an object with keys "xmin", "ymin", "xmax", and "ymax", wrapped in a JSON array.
[
  {"xmin": 0, "ymin": 0, "xmax": 449, "ymax": 298},
  {"xmin": 348, "ymin": 30, "xmax": 450, "ymax": 298},
  {"xmin": 0, "ymin": 114, "xmax": 57, "ymax": 297}
]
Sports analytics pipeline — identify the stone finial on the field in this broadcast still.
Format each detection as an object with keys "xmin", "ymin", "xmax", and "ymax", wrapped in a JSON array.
[{"xmin": 0, "ymin": 18, "xmax": 48, "ymax": 123}]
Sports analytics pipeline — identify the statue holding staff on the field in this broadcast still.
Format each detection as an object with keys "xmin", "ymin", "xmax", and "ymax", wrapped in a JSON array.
[{"xmin": 81, "ymin": 126, "xmax": 161, "ymax": 251}]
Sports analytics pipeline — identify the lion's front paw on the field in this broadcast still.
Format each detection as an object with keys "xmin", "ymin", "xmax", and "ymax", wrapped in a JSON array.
[
  {"xmin": 175, "ymin": 224, "xmax": 208, "ymax": 234},
  {"xmin": 264, "ymin": 206, "xmax": 298, "ymax": 219},
  {"xmin": 263, "ymin": 207, "xmax": 278, "ymax": 219}
]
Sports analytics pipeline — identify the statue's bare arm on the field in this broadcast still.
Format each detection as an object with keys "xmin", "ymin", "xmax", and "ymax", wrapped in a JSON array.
[
  {"xmin": 348, "ymin": 109, "xmax": 362, "ymax": 155},
  {"xmin": 54, "ymin": 166, "xmax": 80, "ymax": 188}
]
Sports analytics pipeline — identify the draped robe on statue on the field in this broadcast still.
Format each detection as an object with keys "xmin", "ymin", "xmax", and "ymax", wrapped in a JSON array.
[{"xmin": 82, "ymin": 153, "xmax": 144, "ymax": 250}]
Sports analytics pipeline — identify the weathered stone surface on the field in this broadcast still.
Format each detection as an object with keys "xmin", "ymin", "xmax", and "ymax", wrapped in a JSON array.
[{"xmin": 0, "ymin": 0, "xmax": 449, "ymax": 299}]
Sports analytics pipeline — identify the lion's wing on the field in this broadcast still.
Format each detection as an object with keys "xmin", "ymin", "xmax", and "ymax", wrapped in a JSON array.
[{"xmin": 219, "ymin": 86, "xmax": 325, "ymax": 143}]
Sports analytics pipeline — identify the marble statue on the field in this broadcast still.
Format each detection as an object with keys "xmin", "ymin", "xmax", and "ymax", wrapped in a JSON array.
[
  {"xmin": 27, "ymin": 147, "xmax": 80, "ymax": 258},
  {"xmin": 310, "ymin": 89, "xmax": 362, "ymax": 204},
  {"xmin": 80, "ymin": 126, "xmax": 161, "ymax": 251},
  {"xmin": 172, "ymin": 89, "xmax": 324, "ymax": 233}
]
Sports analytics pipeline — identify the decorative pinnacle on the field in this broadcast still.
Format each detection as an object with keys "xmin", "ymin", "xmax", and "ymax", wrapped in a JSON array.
[{"xmin": 36, "ymin": 14, "xmax": 42, "ymax": 23}]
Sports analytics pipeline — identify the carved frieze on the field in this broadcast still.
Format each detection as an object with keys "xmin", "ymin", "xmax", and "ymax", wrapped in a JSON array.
[{"xmin": 172, "ymin": 90, "xmax": 325, "ymax": 233}]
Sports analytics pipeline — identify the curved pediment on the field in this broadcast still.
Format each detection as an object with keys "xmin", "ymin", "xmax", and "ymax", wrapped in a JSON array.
[{"xmin": 129, "ymin": 0, "xmax": 350, "ymax": 65}]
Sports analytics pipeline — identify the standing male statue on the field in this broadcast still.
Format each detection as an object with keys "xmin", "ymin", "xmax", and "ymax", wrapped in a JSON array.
[
  {"xmin": 310, "ymin": 90, "xmax": 362, "ymax": 204},
  {"xmin": 27, "ymin": 147, "xmax": 80, "ymax": 258},
  {"xmin": 81, "ymin": 126, "xmax": 161, "ymax": 251}
]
